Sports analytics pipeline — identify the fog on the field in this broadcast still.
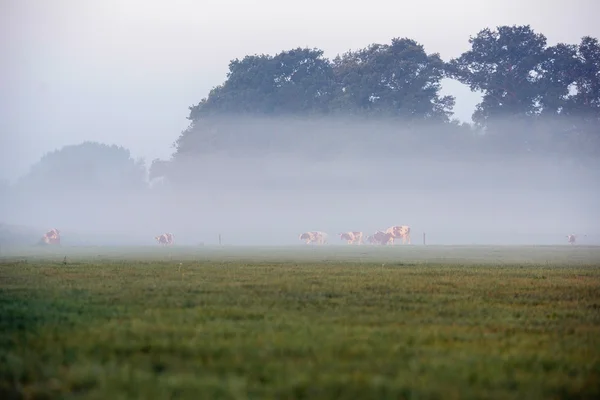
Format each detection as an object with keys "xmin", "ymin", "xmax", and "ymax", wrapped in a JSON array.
[
  {"xmin": 3, "ymin": 0, "xmax": 599, "ymax": 184},
  {"xmin": 1, "ymin": 115, "xmax": 597, "ymax": 247}
]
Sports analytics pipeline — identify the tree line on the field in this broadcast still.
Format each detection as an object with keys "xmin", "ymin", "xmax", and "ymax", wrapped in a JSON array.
[
  {"xmin": 187, "ymin": 24, "xmax": 600, "ymax": 122},
  {"xmin": 2, "ymin": 24, "xmax": 599, "ymax": 243},
  {"xmin": 4, "ymin": 24, "xmax": 599, "ymax": 193},
  {"xmin": 151, "ymin": 24, "xmax": 598, "ymax": 179}
]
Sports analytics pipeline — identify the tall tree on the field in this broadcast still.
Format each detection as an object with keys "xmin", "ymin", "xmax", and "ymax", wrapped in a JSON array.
[
  {"xmin": 536, "ymin": 43, "xmax": 580, "ymax": 116},
  {"xmin": 331, "ymin": 38, "xmax": 455, "ymax": 121},
  {"xmin": 558, "ymin": 36, "xmax": 600, "ymax": 156},
  {"xmin": 15, "ymin": 141, "xmax": 148, "ymax": 192},
  {"xmin": 188, "ymin": 47, "xmax": 336, "ymax": 119},
  {"xmin": 563, "ymin": 36, "xmax": 600, "ymax": 119},
  {"xmin": 448, "ymin": 25, "xmax": 549, "ymax": 125}
]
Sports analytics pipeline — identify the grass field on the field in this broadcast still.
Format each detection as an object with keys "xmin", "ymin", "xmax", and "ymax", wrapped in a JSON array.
[{"xmin": 1, "ymin": 245, "xmax": 599, "ymax": 399}]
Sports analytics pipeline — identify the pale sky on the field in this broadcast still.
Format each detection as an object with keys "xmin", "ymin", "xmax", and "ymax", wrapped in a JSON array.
[{"xmin": 1, "ymin": 0, "xmax": 598, "ymax": 182}]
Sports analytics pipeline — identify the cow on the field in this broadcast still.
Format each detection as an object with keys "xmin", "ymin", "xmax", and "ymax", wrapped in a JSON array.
[
  {"xmin": 339, "ymin": 231, "xmax": 364, "ymax": 245},
  {"xmin": 366, "ymin": 234, "xmax": 377, "ymax": 245},
  {"xmin": 299, "ymin": 231, "xmax": 328, "ymax": 245},
  {"xmin": 40, "ymin": 228, "xmax": 61, "ymax": 245},
  {"xmin": 567, "ymin": 234, "xmax": 586, "ymax": 245},
  {"xmin": 155, "ymin": 233, "xmax": 174, "ymax": 246},
  {"xmin": 385, "ymin": 225, "xmax": 411, "ymax": 245},
  {"xmin": 365, "ymin": 230, "xmax": 394, "ymax": 245}
]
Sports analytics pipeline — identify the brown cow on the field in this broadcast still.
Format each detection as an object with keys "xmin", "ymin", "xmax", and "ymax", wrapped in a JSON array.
[
  {"xmin": 41, "ymin": 228, "xmax": 61, "ymax": 245},
  {"xmin": 155, "ymin": 233, "xmax": 174, "ymax": 246},
  {"xmin": 385, "ymin": 225, "xmax": 411, "ymax": 245},
  {"xmin": 299, "ymin": 231, "xmax": 328, "ymax": 245},
  {"xmin": 339, "ymin": 231, "xmax": 364, "ymax": 245},
  {"xmin": 567, "ymin": 234, "xmax": 586, "ymax": 245},
  {"xmin": 367, "ymin": 230, "xmax": 395, "ymax": 245}
]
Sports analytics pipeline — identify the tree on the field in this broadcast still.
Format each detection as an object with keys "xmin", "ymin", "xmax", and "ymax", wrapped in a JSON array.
[
  {"xmin": 445, "ymin": 25, "xmax": 600, "ymax": 155},
  {"xmin": 535, "ymin": 43, "xmax": 580, "ymax": 116},
  {"xmin": 170, "ymin": 39, "xmax": 458, "ymax": 166},
  {"xmin": 331, "ymin": 38, "xmax": 455, "ymax": 121},
  {"xmin": 157, "ymin": 28, "xmax": 599, "ymax": 174},
  {"xmin": 554, "ymin": 36, "xmax": 600, "ymax": 156},
  {"xmin": 563, "ymin": 36, "xmax": 600, "ymax": 119},
  {"xmin": 448, "ymin": 25, "xmax": 549, "ymax": 125},
  {"xmin": 15, "ymin": 141, "xmax": 148, "ymax": 192},
  {"xmin": 174, "ymin": 48, "xmax": 339, "ymax": 165},
  {"xmin": 188, "ymin": 48, "xmax": 336, "ymax": 119}
]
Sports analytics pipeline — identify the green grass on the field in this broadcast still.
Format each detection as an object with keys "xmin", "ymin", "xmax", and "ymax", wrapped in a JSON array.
[{"xmin": 1, "ymin": 246, "xmax": 599, "ymax": 399}]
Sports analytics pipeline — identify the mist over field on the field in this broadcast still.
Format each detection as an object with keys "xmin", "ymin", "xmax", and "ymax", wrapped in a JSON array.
[
  {"xmin": 3, "ymin": 7, "xmax": 600, "ymax": 398},
  {"xmin": 1, "ymin": 114, "xmax": 598, "ymax": 247},
  {"xmin": 2, "ymin": 22, "xmax": 600, "ymax": 247}
]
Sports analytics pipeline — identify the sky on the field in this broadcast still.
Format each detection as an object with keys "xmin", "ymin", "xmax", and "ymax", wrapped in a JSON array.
[{"xmin": 1, "ymin": 0, "xmax": 599, "ymax": 183}]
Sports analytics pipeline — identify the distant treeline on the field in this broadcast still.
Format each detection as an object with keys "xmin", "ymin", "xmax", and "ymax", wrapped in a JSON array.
[
  {"xmin": 3, "ymin": 25, "xmax": 599, "ymax": 194},
  {"xmin": 144, "ymin": 24, "xmax": 600, "ymax": 181},
  {"xmin": 4, "ymin": 25, "xmax": 599, "ymax": 244}
]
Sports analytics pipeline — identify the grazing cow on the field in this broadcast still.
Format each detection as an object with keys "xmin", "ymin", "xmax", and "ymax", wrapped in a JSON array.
[
  {"xmin": 339, "ymin": 231, "xmax": 364, "ymax": 245},
  {"xmin": 567, "ymin": 234, "xmax": 586, "ymax": 245},
  {"xmin": 41, "ymin": 228, "xmax": 61, "ymax": 245},
  {"xmin": 155, "ymin": 233, "xmax": 174, "ymax": 246},
  {"xmin": 385, "ymin": 225, "xmax": 411, "ymax": 245},
  {"xmin": 299, "ymin": 231, "xmax": 328, "ymax": 245},
  {"xmin": 367, "ymin": 230, "xmax": 395, "ymax": 245},
  {"xmin": 375, "ymin": 230, "xmax": 395, "ymax": 245},
  {"xmin": 366, "ymin": 234, "xmax": 377, "ymax": 245}
]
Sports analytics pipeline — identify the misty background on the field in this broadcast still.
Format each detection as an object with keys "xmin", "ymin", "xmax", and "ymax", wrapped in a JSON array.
[{"xmin": 1, "ymin": 0, "xmax": 599, "ymax": 246}]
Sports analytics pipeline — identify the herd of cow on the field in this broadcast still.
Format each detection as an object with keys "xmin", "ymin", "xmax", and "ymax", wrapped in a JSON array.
[
  {"xmin": 39, "ymin": 229, "xmax": 177, "ymax": 246},
  {"xmin": 37, "ymin": 226, "xmax": 413, "ymax": 247},
  {"xmin": 40, "ymin": 228, "xmax": 61, "ymax": 245},
  {"xmin": 38, "ymin": 227, "xmax": 583, "ymax": 246},
  {"xmin": 299, "ymin": 225, "xmax": 412, "ymax": 246}
]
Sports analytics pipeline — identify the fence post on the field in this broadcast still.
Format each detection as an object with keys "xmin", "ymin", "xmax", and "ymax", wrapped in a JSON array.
[{"xmin": 423, "ymin": 232, "xmax": 426, "ymax": 246}]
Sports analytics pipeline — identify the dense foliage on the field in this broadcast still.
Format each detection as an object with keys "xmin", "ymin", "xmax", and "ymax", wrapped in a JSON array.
[
  {"xmin": 14, "ymin": 141, "xmax": 147, "ymax": 192},
  {"xmin": 6, "ymin": 24, "xmax": 600, "ymax": 188},
  {"xmin": 1, "ymin": 143, "xmax": 149, "ymax": 238},
  {"xmin": 153, "ymin": 24, "xmax": 599, "ymax": 182}
]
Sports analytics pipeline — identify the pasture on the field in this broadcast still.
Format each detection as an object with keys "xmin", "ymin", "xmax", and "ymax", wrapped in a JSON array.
[{"xmin": 1, "ymin": 245, "xmax": 599, "ymax": 399}]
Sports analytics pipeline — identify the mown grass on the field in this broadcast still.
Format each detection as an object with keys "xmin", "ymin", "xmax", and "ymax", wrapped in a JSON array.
[{"xmin": 0, "ymin": 246, "xmax": 599, "ymax": 399}]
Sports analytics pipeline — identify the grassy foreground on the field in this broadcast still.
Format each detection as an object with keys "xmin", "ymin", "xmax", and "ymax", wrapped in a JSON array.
[{"xmin": 1, "ymin": 246, "xmax": 599, "ymax": 399}]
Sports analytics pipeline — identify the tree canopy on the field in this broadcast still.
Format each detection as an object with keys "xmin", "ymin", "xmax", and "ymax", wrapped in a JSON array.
[
  {"xmin": 447, "ymin": 26, "xmax": 599, "ymax": 123},
  {"xmin": 447, "ymin": 27, "xmax": 599, "ymax": 154},
  {"xmin": 157, "ymin": 25, "xmax": 598, "ymax": 177},
  {"xmin": 188, "ymin": 48, "xmax": 336, "ymax": 118},
  {"xmin": 331, "ymin": 38, "xmax": 454, "ymax": 121},
  {"xmin": 15, "ymin": 141, "xmax": 147, "ymax": 192},
  {"xmin": 4, "ymin": 24, "xmax": 597, "ymax": 245},
  {"xmin": 10, "ymin": 24, "xmax": 597, "ymax": 189}
]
